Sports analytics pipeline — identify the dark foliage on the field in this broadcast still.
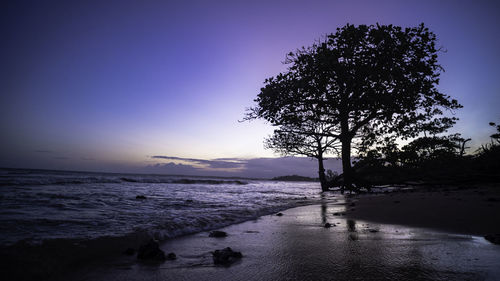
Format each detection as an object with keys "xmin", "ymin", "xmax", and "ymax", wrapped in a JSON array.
[
  {"xmin": 246, "ymin": 23, "xmax": 461, "ymax": 192},
  {"xmin": 353, "ymin": 122, "xmax": 500, "ymax": 185}
]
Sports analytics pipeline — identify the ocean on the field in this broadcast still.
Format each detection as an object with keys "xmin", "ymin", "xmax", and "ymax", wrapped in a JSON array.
[{"xmin": 0, "ymin": 168, "xmax": 325, "ymax": 246}]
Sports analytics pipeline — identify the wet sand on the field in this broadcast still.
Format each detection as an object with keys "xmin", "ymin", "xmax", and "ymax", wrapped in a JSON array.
[
  {"xmin": 62, "ymin": 194, "xmax": 500, "ymax": 281},
  {"xmin": 346, "ymin": 184, "xmax": 500, "ymax": 236}
]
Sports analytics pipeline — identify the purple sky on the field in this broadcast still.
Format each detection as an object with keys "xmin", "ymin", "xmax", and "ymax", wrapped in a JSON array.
[{"xmin": 1, "ymin": 0, "xmax": 499, "ymax": 178}]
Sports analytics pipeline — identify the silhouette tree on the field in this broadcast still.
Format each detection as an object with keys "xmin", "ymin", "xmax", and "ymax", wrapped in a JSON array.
[
  {"xmin": 357, "ymin": 117, "xmax": 471, "ymax": 168},
  {"xmin": 247, "ymin": 23, "xmax": 461, "ymax": 192},
  {"xmin": 476, "ymin": 122, "xmax": 500, "ymax": 157},
  {"xmin": 265, "ymin": 122, "xmax": 340, "ymax": 191},
  {"xmin": 400, "ymin": 134, "xmax": 469, "ymax": 165},
  {"xmin": 488, "ymin": 122, "xmax": 500, "ymax": 144}
]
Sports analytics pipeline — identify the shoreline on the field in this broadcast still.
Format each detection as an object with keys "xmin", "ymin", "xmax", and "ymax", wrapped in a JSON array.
[
  {"xmin": 61, "ymin": 197, "xmax": 500, "ymax": 281},
  {"xmin": 3, "ymin": 184, "xmax": 500, "ymax": 281},
  {"xmin": 0, "ymin": 199, "xmax": 328, "ymax": 281}
]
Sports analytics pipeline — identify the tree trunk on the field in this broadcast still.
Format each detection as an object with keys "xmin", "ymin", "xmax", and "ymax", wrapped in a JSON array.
[
  {"xmin": 317, "ymin": 155, "xmax": 328, "ymax": 192},
  {"xmin": 341, "ymin": 137, "xmax": 353, "ymax": 193},
  {"xmin": 340, "ymin": 103, "xmax": 353, "ymax": 193},
  {"xmin": 316, "ymin": 142, "xmax": 328, "ymax": 192}
]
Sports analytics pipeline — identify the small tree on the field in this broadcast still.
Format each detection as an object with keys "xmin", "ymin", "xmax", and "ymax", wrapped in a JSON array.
[
  {"xmin": 247, "ymin": 23, "xmax": 461, "ymax": 192},
  {"xmin": 265, "ymin": 123, "xmax": 339, "ymax": 191}
]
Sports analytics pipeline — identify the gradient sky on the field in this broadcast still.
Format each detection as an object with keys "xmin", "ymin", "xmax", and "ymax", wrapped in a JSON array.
[{"xmin": 1, "ymin": 0, "xmax": 499, "ymax": 177}]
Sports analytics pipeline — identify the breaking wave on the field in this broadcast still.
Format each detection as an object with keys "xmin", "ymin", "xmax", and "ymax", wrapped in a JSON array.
[{"xmin": 0, "ymin": 168, "xmax": 326, "ymax": 247}]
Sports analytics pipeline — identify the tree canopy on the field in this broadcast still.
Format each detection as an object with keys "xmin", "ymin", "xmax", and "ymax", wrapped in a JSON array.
[{"xmin": 247, "ymin": 23, "xmax": 462, "ymax": 192}]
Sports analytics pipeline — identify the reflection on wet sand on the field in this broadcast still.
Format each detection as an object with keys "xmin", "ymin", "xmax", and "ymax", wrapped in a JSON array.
[
  {"xmin": 347, "ymin": 219, "xmax": 356, "ymax": 232},
  {"xmin": 320, "ymin": 194, "xmax": 328, "ymax": 225},
  {"xmin": 69, "ymin": 202, "xmax": 500, "ymax": 281},
  {"xmin": 278, "ymin": 202, "xmax": 499, "ymax": 280}
]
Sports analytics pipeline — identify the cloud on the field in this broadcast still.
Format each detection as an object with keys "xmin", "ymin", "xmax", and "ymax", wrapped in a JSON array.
[
  {"xmin": 151, "ymin": 155, "xmax": 245, "ymax": 169},
  {"xmin": 147, "ymin": 162, "xmax": 204, "ymax": 176},
  {"xmin": 147, "ymin": 155, "xmax": 342, "ymax": 179}
]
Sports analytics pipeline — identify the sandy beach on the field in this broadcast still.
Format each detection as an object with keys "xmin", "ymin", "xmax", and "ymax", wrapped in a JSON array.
[
  {"xmin": 347, "ymin": 184, "xmax": 500, "ymax": 236},
  {"xmin": 55, "ymin": 186, "xmax": 500, "ymax": 281}
]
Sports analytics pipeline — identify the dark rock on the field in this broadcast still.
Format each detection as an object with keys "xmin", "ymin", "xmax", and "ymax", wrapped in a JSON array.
[
  {"xmin": 185, "ymin": 199, "xmax": 193, "ymax": 203},
  {"xmin": 276, "ymin": 212, "xmax": 283, "ymax": 216},
  {"xmin": 349, "ymin": 202, "xmax": 356, "ymax": 207},
  {"xmin": 393, "ymin": 200, "xmax": 400, "ymax": 203},
  {"xmin": 333, "ymin": 212, "xmax": 345, "ymax": 216},
  {"xmin": 484, "ymin": 234, "xmax": 500, "ymax": 245},
  {"xmin": 486, "ymin": 197, "xmax": 499, "ymax": 202},
  {"xmin": 209, "ymin": 230, "xmax": 228, "ymax": 238},
  {"xmin": 123, "ymin": 248, "xmax": 135, "ymax": 255},
  {"xmin": 137, "ymin": 239, "xmax": 166, "ymax": 261},
  {"xmin": 166, "ymin": 252, "xmax": 177, "ymax": 260},
  {"xmin": 324, "ymin": 223, "xmax": 332, "ymax": 228},
  {"xmin": 212, "ymin": 247, "xmax": 242, "ymax": 265},
  {"xmin": 136, "ymin": 195, "xmax": 147, "ymax": 200},
  {"xmin": 368, "ymin": 229, "xmax": 379, "ymax": 233}
]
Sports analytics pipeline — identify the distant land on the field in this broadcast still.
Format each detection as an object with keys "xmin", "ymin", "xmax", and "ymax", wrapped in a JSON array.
[{"xmin": 272, "ymin": 175, "xmax": 318, "ymax": 182}]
